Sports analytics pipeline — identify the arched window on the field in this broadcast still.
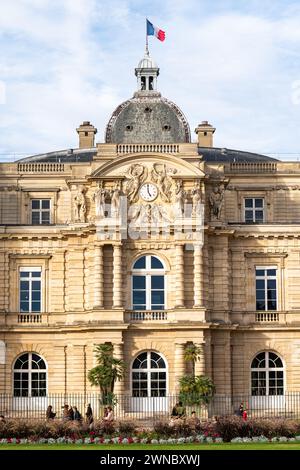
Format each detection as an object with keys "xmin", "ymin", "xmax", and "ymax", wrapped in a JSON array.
[
  {"xmin": 13, "ymin": 353, "xmax": 47, "ymax": 397},
  {"xmin": 132, "ymin": 255, "xmax": 165, "ymax": 310},
  {"xmin": 132, "ymin": 351, "xmax": 167, "ymax": 397},
  {"xmin": 251, "ymin": 351, "xmax": 284, "ymax": 396}
]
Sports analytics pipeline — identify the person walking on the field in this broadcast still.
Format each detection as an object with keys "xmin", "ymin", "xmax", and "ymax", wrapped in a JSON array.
[{"xmin": 85, "ymin": 403, "xmax": 94, "ymax": 426}]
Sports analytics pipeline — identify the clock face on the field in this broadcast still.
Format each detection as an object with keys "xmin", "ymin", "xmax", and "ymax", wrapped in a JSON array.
[{"xmin": 139, "ymin": 183, "xmax": 158, "ymax": 202}]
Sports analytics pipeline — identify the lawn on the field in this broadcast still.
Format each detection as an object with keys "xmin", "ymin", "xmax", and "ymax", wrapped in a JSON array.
[{"xmin": 1, "ymin": 442, "xmax": 300, "ymax": 450}]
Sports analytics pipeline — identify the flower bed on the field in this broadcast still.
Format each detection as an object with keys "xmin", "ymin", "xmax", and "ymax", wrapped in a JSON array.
[{"xmin": 1, "ymin": 417, "xmax": 300, "ymax": 444}]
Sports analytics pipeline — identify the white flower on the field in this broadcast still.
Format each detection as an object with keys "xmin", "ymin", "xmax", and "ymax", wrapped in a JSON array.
[
  {"xmin": 104, "ymin": 439, "xmax": 111, "ymax": 444},
  {"xmin": 122, "ymin": 438, "xmax": 129, "ymax": 444},
  {"xmin": 151, "ymin": 439, "xmax": 158, "ymax": 444},
  {"xmin": 271, "ymin": 437, "xmax": 278, "ymax": 442},
  {"xmin": 214, "ymin": 438, "xmax": 223, "ymax": 443},
  {"xmin": 295, "ymin": 435, "xmax": 300, "ymax": 441},
  {"xmin": 288, "ymin": 437, "xmax": 296, "ymax": 442},
  {"xmin": 48, "ymin": 438, "xmax": 56, "ymax": 445},
  {"xmin": 140, "ymin": 438, "xmax": 148, "ymax": 444},
  {"xmin": 279, "ymin": 437, "xmax": 288, "ymax": 442}
]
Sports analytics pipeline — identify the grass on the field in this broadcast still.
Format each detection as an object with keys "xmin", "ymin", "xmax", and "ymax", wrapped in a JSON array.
[{"xmin": 1, "ymin": 442, "xmax": 300, "ymax": 450}]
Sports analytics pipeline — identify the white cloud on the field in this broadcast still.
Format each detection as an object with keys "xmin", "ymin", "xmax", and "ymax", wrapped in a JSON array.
[{"xmin": 1, "ymin": 1, "xmax": 300, "ymax": 160}]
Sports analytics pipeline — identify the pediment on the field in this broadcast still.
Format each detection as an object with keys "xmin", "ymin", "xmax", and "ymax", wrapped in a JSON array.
[{"xmin": 90, "ymin": 153, "xmax": 205, "ymax": 179}]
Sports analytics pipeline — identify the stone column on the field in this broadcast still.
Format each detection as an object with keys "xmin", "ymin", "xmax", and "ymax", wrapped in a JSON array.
[
  {"xmin": 174, "ymin": 343, "xmax": 186, "ymax": 392},
  {"xmin": 194, "ymin": 342, "xmax": 205, "ymax": 376},
  {"xmin": 113, "ymin": 343, "xmax": 124, "ymax": 395},
  {"xmin": 113, "ymin": 244, "xmax": 123, "ymax": 308},
  {"xmin": 194, "ymin": 243, "xmax": 204, "ymax": 307},
  {"xmin": 175, "ymin": 244, "xmax": 185, "ymax": 308},
  {"xmin": 94, "ymin": 245, "xmax": 104, "ymax": 308}
]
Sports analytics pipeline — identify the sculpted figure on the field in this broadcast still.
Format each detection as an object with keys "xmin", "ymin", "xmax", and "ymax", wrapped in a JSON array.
[
  {"xmin": 74, "ymin": 186, "xmax": 86, "ymax": 223},
  {"xmin": 93, "ymin": 181, "xmax": 107, "ymax": 219},
  {"xmin": 174, "ymin": 180, "xmax": 186, "ymax": 217},
  {"xmin": 209, "ymin": 183, "xmax": 225, "ymax": 220},
  {"xmin": 124, "ymin": 164, "xmax": 147, "ymax": 203},
  {"xmin": 191, "ymin": 180, "xmax": 202, "ymax": 216},
  {"xmin": 151, "ymin": 164, "xmax": 175, "ymax": 202},
  {"xmin": 111, "ymin": 181, "xmax": 122, "ymax": 218}
]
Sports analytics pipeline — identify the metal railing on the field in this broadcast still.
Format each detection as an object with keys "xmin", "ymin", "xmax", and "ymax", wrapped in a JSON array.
[{"xmin": 1, "ymin": 393, "xmax": 300, "ymax": 421}]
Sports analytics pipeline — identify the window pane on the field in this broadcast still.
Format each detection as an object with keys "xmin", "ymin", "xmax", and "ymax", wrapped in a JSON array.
[
  {"xmin": 133, "ymin": 291, "xmax": 146, "ymax": 304},
  {"xmin": 41, "ymin": 200, "xmax": 50, "ymax": 209},
  {"xmin": 20, "ymin": 291, "xmax": 29, "ymax": 301},
  {"xmin": 151, "ymin": 276, "xmax": 164, "ymax": 289},
  {"xmin": 152, "ymin": 305, "xmax": 164, "ymax": 310},
  {"xmin": 255, "ymin": 210, "xmax": 264, "ymax": 221},
  {"xmin": 32, "ymin": 281, "xmax": 41, "ymax": 290},
  {"xmin": 256, "ymin": 290, "xmax": 265, "ymax": 300},
  {"xmin": 133, "ymin": 276, "xmax": 145, "ymax": 289},
  {"xmin": 32, "ymin": 302, "xmax": 41, "ymax": 312},
  {"xmin": 256, "ymin": 269, "xmax": 265, "ymax": 276},
  {"xmin": 151, "ymin": 256, "xmax": 164, "ymax": 269},
  {"xmin": 31, "ymin": 200, "xmax": 40, "ymax": 209},
  {"xmin": 133, "ymin": 257, "xmax": 146, "ymax": 269},
  {"xmin": 267, "ymin": 280, "xmax": 276, "ymax": 289},
  {"xmin": 32, "ymin": 291, "xmax": 41, "ymax": 301},
  {"xmin": 268, "ymin": 300, "xmax": 277, "ymax": 310},
  {"xmin": 20, "ymin": 272, "xmax": 30, "ymax": 278},
  {"xmin": 20, "ymin": 302, "xmax": 29, "ymax": 312},
  {"xmin": 31, "ymin": 212, "xmax": 40, "ymax": 224},
  {"xmin": 256, "ymin": 300, "xmax": 265, "ymax": 311},
  {"xmin": 245, "ymin": 199, "xmax": 253, "ymax": 208},
  {"xmin": 245, "ymin": 211, "xmax": 253, "ymax": 222},
  {"xmin": 267, "ymin": 290, "xmax": 276, "ymax": 300},
  {"xmin": 256, "ymin": 280, "xmax": 265, "ymax": 289},
  {"xmin": 267, "ymin": 269, "xmax": 276, "ymax": 276},
  {"xmin": 132, "ymin": 305, "xmax": 146, "ymax": 310},
  {"xmin": 151, "ymin": 291, "xmax": 164, "ymax": 305},
  {"xmin": 41, "ymin": 212, "xmax": 50, "ymax": 224},
  {"xmin": 254, "ymin": 199, "xmax": 263, "ymax": 208},
  {"xmin": 32, "ymin": 272, "xmax": 41, "ymax": 278},
  {"xmin": 20, "ymin": 281, "xmax": 29, "ymax": 290}
]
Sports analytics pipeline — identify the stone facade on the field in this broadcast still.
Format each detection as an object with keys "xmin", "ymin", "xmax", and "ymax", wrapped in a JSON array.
[{"xmin": 0, "ymin": 52, "xmax": 299, "ymax": 409}]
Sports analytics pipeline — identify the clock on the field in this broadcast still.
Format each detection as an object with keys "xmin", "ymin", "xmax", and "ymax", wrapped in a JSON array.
[{"xmin": 139, "ymin": 183, "xmax": 158, "ymax": 202}]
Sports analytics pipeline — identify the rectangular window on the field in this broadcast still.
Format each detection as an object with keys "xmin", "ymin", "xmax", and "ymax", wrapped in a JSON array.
[
  {"xmin": 31, "ymin": 199, "xmax": 51, "ymax": 225},
  {"xmin": 19, "ymin": 267, "xmax": 42, "ymax": 313},
  {"xmin": 244, "ymin": 198, "xmax": 264, "ymax": 223},
  {"xmin": 255, "ymin": 267, "xmax": 277, "ymax": 311}
]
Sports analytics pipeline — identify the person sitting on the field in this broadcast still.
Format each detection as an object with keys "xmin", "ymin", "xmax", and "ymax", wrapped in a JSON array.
[
  {"xmin": 46, "ymin": 405, "xmax": 56, "ymax": 420},
  {"xmin": 188, "ymin": 411, "xmax": 200, "ymax": 429},
  {"xmin": 102, "ymin": 406, "xmax": 114, "ymax": 422},
  {"xmin": 176, "ymin": 401, "xmax": 186, "ymax": 418}
]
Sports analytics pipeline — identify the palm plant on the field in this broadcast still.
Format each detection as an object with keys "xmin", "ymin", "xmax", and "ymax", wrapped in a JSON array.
[
  {"xmin": 184, "ymin": 343, "xmax": 202, "ymax": 376},
  {"xmin": 87, "ymin": 343, "xmax": 125, "ymax": 404}
]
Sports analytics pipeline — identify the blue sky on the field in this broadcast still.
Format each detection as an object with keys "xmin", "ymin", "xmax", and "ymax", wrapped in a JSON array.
[{"xmin": 1, "ymin": 0, "xmax": 300, "ymax": 161}]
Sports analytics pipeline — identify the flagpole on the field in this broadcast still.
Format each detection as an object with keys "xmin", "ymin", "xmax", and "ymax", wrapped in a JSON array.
[{"xmin": 145, "ymin": 17, "xmax": 149, "ymax": 55}]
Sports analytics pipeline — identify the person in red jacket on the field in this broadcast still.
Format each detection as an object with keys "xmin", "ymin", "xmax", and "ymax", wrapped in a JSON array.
[{"xmin": 242, "ymin": 408, "xmax": 248, "ymax": 421}]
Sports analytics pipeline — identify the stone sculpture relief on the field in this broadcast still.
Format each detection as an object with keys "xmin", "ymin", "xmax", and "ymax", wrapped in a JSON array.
[
  {"xmin": 151, "ymin": 163, "xmax": 176, "ymax": 202},
  {"xmin": 73, "ymin": 185, "xmax": 86, "ymax": 223},
  {"xmin": 209, "ymin": 183, "xmax": 225, "ymax": 220},
  {"xmin": 191, "ymin": 180, "xmax": 202, "ymax": 216},
  {"xmin": 123, "ymin": 164, "xmax": 148, "ymax": 203},
  {"xmin": 110, "ymin": 181, "xmax": 122, "ymax": 218},
  {"xmin": 174, "ymin": 180, "xmax": 186, "ymax": 217},
  {"xmin": 93, "ymin": 181, "xmax": 108, "ymax": 219}
]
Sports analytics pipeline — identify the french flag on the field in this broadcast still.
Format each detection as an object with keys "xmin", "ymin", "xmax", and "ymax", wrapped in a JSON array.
[{"xmin": 147, "ymin": 19, "xmax": 165, "ymax": 42}]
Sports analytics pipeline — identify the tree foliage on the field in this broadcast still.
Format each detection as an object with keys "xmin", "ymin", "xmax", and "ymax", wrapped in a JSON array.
[{"xmin": 87, "ymin": 343, "xmax": 125, "ymax": 403}]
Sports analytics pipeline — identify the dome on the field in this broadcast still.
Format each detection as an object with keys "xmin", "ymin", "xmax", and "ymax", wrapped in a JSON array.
[
  {"xmin": 105, "ymin": 91, "xmax": 191, "ymax": 144},
  {"xmin": 137, "ymin": 53, "xmax": 158, "ymax": 69}
]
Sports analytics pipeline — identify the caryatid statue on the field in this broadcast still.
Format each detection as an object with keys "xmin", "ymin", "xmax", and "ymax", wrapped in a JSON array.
[
  {"xmin": 73, "ymin": 186, "xmax": 87, "ymax": 223},
  {"xmin": 191, "ymin": 180, "xmax": 202, "ymax": 217},
  {"xmin": 209, "ymin": 183, "xmax": 225, "ymax": 220},
  {"xmin": 93, "ymin": 181, "xmax": 107, "ymax": 219},
  {"xmin": 111, "ymin": 181, "xmax": 122, "ymax": 218}
]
